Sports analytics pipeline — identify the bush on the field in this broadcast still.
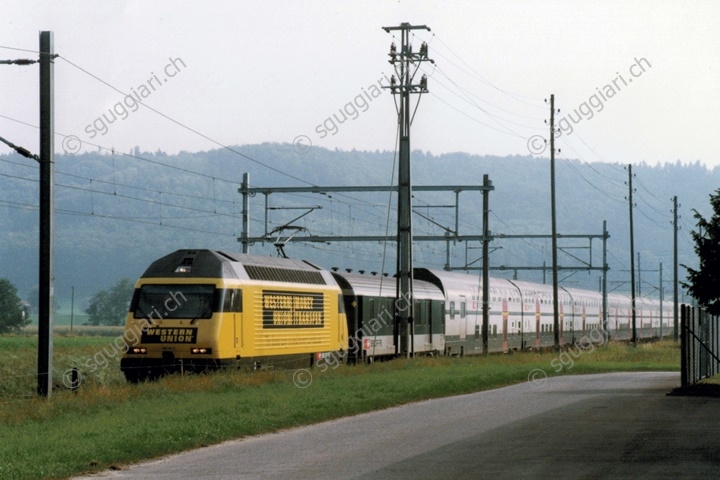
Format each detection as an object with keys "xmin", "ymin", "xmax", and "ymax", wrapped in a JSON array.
[{"xmin": 0, "ymin": 279, "xmax": 29, "ymax": 334}]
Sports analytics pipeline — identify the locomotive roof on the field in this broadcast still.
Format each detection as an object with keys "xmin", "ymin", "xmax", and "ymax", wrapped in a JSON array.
[{"xmin": 141, "ymin": 249, "xmax": 333, "ymax": 285}]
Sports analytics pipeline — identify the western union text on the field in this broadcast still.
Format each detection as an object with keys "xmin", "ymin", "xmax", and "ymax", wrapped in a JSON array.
[
  {"xmin": 262, "ymin": 291, "xmax": 324, "ymax": 328},
  {"xmin": 263, "ymin": 294, "xmax": 316, "ymax": 310},
  {"xmin": 141, "ymin": 327, "xmax": 198, "ymax": 343},
  {"xmin": 271, "ymin": 310, "xmax": 323, "ymax": 326}
]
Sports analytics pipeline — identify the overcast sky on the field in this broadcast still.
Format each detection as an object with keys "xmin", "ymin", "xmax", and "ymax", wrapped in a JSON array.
[{"xmin": 1, "ymin": 0, "xmax": 719, "ymax": 168}]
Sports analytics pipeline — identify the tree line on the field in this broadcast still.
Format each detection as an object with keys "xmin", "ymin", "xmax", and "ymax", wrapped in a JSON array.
[
  {"xmin": 0, "ymin": 279, "xmax": 30, "ymax": 333},
  {"xmin": 0, "ymin": 278, "xmax": 133, "ymax": 330}
]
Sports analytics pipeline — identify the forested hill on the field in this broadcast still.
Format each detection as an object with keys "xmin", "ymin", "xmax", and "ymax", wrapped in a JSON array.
[{"xmin": 0, "ymin": 143, "xmax": 716, "ymax": 311}]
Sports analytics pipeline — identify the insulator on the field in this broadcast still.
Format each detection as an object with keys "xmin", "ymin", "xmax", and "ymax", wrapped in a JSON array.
[
  {"xmin": 16, "ymin": 146, "xmax": 34, "ymax": 159},
  {"xmin": 390, "ymin": 75, "xmax": 397, "ymax": 86},
  {"xmin": 420, "ymin": 42, "xmax": 428, "ymax": 57}
]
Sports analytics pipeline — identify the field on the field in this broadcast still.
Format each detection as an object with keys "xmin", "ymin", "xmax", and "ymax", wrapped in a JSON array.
[
  {"xmin": 0, "ymin": 332, "xmax": 680, "ymax": 480},
  {"xmin": 24, "ymin": 312, "xmax": 93, "ymax": 328}
]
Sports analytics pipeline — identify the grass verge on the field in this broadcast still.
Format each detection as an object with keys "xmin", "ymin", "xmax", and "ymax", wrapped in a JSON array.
[{"xmin": 0, "ymin": 340, "xmax": 679, "ymax": 480}]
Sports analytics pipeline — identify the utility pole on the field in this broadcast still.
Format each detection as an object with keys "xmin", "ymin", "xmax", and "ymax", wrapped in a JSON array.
[
  {"xmin": 637, "ymin": 252, "xmax": 641, "ymax": 297},
  {"xmin": 659, "ymin": 262, "xmax": 663, "ymax": 338},
  {"xmin": 38, "ymin": 31, "xmax": 55, "ymax": 397},
  {"xmin": 0, "ymin": 34, "xmax": 53, "ymax": 397},
  {"xmin": 673, "ymin": 195, "xmax": 679, "ymax": 341},
  {"xmin": 627, "ymin": 164, "xmax": 637, "ymax": 345},
  {"xmin": 602, "ymin": 220, "xmax": 609, "ymax": 342},
  {"xmin": 482, "ymin": 174, "xmax": 491, "ymax": 356},
  {"xmin": 382, "ymin": 22, "xmax": 433, "ymax": 357},
  {"xmin": 241, "ymin": 172, "xmax": 250, "ymax": 253},
  {"xmin": 70, "ymin": 286, "xmax": 74, "ymax": 332},
  {"xmin": 549, "ymin": 94, "xmax": 560, "ymax": 349}
]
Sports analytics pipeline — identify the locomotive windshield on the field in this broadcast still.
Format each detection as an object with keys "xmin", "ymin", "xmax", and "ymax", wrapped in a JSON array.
[{"xmin": 131, "ymin": 284, "xmax": 217, "ymax": 320}]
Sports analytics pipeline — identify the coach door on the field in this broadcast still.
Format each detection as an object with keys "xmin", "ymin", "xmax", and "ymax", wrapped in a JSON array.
[
  {"xmin": 502, "ymin": 298, "xmax": 509, "ymax": 352},
  {"xmin": 459, "ymin": 296, "xmax": 467, "ymax": 341},
  {"xmin": 222, "ymin": 288, "xmax": 242, "ymax": 352},
  {"xmin": 535, "ymin": 300, "xmax": 541, "ymax": 348}
]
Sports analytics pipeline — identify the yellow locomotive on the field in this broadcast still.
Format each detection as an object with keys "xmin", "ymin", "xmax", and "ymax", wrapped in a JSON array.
[{"xmin": 120, "ymin": 250, "xmax": 348, "ymax": 382}]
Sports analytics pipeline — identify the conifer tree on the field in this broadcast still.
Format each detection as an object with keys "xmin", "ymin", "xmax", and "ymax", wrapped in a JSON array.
[{"xmin": 683, "ymin": 189, "xmax": 720, "ymax": 314}]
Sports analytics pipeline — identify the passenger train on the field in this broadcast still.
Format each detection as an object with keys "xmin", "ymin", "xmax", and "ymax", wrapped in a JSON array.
[{"xmin": 120, "ymin": 249, "xmax": 675, "ymax": 382}]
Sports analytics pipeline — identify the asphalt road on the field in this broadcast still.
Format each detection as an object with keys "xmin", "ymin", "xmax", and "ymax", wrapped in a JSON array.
[{"xmin": 76, "ymin": 372, "xmax": 720, "ymax": 479}]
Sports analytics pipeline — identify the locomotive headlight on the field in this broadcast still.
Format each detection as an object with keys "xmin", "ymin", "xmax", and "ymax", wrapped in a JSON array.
[
  {"xmin": 191, "ymin": 348, "xmax": 212, "ymax": 354},
  {"xmin": 130, "ymin": 347, "xmax": 147, "ymax": 354}
]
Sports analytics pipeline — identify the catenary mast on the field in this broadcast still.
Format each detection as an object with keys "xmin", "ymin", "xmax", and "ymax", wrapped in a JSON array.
[{"xmin": 382, "ymin": 23, "xmax": 433, "ymax": 357}]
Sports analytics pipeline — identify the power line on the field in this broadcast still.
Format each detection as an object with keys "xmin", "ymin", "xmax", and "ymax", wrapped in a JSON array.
[
  {"xmin": 414, "ymin": 33, "xmax": 545, "ymax": 107},
  {"xmin": 424, "ymin": 64, "xmax": 542, "ymax": 133},
  {"xmin": 54, "ymin": 56, "xmax": 398, "ymax": 213},
  {"xmin": 0, "ymin": 110, "xmax": 388, "ymax": 224},
  {"xmin": 57, "ymin": 55, "xmax": 316, "ymax": 187},
  {"xmin": 429, "ymin": 92, "xmax": 527, "ymax": 138}
]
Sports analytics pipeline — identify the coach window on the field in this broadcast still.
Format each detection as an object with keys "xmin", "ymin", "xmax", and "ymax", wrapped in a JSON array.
[
  {"xmin": 450, "ymin": 301, "xmax": 455, "ymax": 319},
  {"xmin": 460, "ymin": 301, "xmax": 466, "ymax": 318},
  {"xmin": 222, "ymin": 288, "xmax": 242, "ymax": 312},
  {"xmin": 416, "ymin": 301, "xmax": 427, "ymax": 325}
]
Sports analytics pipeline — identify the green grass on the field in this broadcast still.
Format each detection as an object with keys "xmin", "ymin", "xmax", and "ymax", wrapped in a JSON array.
[
  {"xmin": 22, "ymin": 325, "xmax": 124, "ymax": 337},
  {"xmin": 0, "ymin": 334, "xmax": 127, "ymax": 401},
  {"xmin": 0, "ymin": 338, "xmax": 680, "ymax": 480},
  {"xmin": 700, "ymin": 373, "xmax": 720, "ymax": 385},
  {"xmin": 25, "ymin": 313, "xmax": 92, "ymax": 327}
]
